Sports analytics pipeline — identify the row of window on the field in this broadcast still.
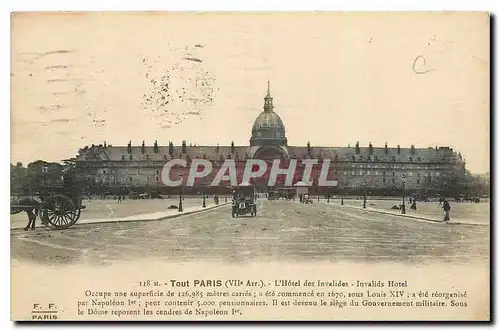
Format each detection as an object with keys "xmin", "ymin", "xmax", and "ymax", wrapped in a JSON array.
[
  {"xmin": 97, "ymin": 176, "xmax": 161, "ymax": 183},
  {"xmin": 102, "ymin": 170, "xmax": 161, "ymax": 175},
  {"xmin": 97, "ymin": 176, "xmax": 423, "ymax": 185},
  {"xmin": 100, "ymin": 170, "xmax": 440, "ymax": 177},
  {"xmin": 344, "ymin": 171, "xmax": 440, "ymax": 177},
  {"xmin": 118, "ymin": 153, "xmax": 452, "ymax": 165},
  {"xmin": 351, "ymin": 164, "xmax": 444, "ymax": 170},
  {"xmin": 377, "ymin": 178, "xmax": 422, "ymax": 184}
]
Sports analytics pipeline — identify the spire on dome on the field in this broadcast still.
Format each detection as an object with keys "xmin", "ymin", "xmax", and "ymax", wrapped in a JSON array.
[{"xmin": 264, "ymin": 80, "xmax": 273, "ymax": 112}]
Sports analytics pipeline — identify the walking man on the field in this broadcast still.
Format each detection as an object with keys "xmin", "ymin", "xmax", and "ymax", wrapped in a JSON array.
[{"xmin": 442, "ymin": 198, "xmax": 451, "ymax": 222}]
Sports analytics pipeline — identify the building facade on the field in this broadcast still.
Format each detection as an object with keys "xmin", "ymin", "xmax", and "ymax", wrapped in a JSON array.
[{"xmin": 75, "ymin": 83, "xmax": 467, "ymax": 196}]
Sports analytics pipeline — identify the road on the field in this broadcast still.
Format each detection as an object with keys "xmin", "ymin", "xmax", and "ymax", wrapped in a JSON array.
[{"xmin": 11, "ymin": 200, "xmax": 489, "ymax": 266}]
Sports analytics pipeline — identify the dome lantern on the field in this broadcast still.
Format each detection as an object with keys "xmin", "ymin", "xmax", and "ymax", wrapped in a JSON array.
[{"xmin": 264, "ymin": 80, "xmax": 274, "ymax": 112}]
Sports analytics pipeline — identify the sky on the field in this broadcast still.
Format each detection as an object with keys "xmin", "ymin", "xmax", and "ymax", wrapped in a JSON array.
[{"xmin": 10, "ymin": 12, "xmax": 490, "ymax": 173}]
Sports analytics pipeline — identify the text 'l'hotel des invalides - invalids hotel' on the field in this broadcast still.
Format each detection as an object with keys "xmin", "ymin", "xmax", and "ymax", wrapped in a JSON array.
[{"xmin": 74, "ymin": 83, "xmax": 467, "ymax": 196}]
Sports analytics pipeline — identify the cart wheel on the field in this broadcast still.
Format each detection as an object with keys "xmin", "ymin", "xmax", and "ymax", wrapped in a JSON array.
[
  {"xmin": 71, "ymin": 207, "xmax": 82, "ymax": 224},
  {"xmin": 39, "ymin": 195, "xmax": 78, "ymax": 230}
]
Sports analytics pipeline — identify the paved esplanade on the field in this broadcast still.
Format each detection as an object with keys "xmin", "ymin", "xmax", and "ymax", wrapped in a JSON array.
[{"xmin": 11, "ymin": 200, "xmax": 488, "ymax": 265}]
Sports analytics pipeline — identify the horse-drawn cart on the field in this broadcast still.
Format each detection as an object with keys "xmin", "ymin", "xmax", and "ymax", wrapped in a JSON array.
[{"xmin": 11, "ymin": 184, "xmax": 86, "ymax": 230}]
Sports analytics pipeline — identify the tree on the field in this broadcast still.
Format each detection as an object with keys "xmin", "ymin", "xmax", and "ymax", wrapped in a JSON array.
[
  {"xmin": 11, "ymin": 163, "xmax": 27, "ymax": 194},
  {"xmin": 25, "ymin": 160, "xmax": 64, "ymax": 191},
  {"xmin": 428, "ymin": 165, "xmax": 471, "ymax": 196},
  {"xmin": 62, "ymin": 158, "xmax": 76, "ymax": 173}
]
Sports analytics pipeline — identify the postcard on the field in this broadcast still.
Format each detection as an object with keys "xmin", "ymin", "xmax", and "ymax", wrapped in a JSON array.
[{"xmin": 10, "ymin": 11, "xmax": 490, "ymax": 321}]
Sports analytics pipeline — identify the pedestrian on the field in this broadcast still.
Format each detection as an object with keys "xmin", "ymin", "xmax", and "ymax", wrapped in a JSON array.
[
  {"xmin": 410, "ymin": 200, "xmax": 417, "ymax": 211},
  {"xmin": 117, "ymin": 194, "xmax": 122, "ymax": 203},
  {"xmin": 442, "ymin": 198, "xmax": 451, "ymax": 222}
]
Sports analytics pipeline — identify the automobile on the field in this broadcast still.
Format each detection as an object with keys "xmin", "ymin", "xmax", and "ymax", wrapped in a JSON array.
[{"xmin": 232, "ymin": 183, "xmax": 257, "ymax": 217}]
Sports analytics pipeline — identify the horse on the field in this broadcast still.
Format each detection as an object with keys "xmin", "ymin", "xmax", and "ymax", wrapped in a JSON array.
[{"xmin": 10, "ymin": 197, "xmax": 41, "ymax": 231}]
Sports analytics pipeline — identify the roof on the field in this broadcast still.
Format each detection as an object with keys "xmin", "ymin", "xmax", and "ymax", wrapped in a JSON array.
[{"xmin": 76, "ymin": 144, "xmax": 461, "ymax": 164}]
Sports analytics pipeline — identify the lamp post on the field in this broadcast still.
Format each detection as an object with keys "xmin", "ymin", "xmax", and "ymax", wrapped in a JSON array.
[
  {"xmin": 401, "ymin": 171, "xmax": 406, "ymax": 215},
  {"xmin": 202, "ymin": 182, "xmax": 207, "ymax": 208},
  {"xmin": 362, "ymin": 178, "xmax": 367, "ymax": 209},
  {"xmin": 178, "ymin": 171, "xmax": 183, "ymax": 212},
  {"xmin": 342, "ymin": 171, "xmax": 349, "ymax": 206}
]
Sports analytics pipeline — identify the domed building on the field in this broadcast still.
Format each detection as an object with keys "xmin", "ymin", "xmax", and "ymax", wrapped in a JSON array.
[{"xmin": 75, "ymin": 82, "xmax": 466, "ymax": 196}]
